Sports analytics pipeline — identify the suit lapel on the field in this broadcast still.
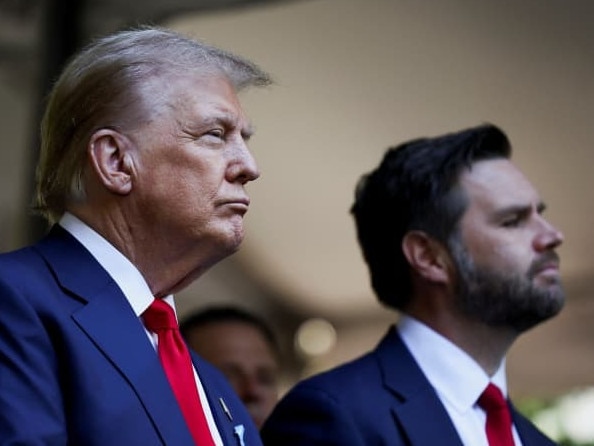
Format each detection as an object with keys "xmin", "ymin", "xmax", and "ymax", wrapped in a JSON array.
[
  {"xmin": 36, "ymin": 226, "xmax": 194, "ymax": 445},
  {"xmin": 72, "ymin": 290, "xmax": 194, "ymax": 445},
  {"xmin": 190, "ymin": 352, "xmax": 249, "ymax": 446},
  {"xmin": 194, "ymin": 357, "xmax": 233, "ymax": 444},
  {"xmin": 376, "ymin": 328, "xmax": 465, "ymax": 446}
]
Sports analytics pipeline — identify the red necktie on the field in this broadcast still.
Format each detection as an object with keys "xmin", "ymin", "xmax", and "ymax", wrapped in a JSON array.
[
  {"xmin": 478, "ymin": 383, "xmax": 515, "ymax": 446},
  {"xmin": 143, "ymin": 299, "xmax": 215, "ymax": 446}
]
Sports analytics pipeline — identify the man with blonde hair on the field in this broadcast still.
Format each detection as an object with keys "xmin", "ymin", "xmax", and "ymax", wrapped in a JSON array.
[{"xmin": 0, "ymin": 26, "xmax": 271, "ymax": 445}]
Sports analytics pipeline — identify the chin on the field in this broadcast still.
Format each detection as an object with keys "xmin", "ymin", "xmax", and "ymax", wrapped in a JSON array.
[
  {"xmin": 222, "ymin": 226, "xmax": 245, "ymax": 252},
  {"xmin": 202, "ymin": 219, "xmax": 245, "ymax": 257}
]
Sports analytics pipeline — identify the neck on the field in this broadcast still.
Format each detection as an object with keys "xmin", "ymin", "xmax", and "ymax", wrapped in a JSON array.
[
  {"xmin": 406, "ymin": 294, "xmax": 518, "ymax": 377},
  {"xmin": 68, "ymin": 205, "xmax": 218, "ymax": 297}
]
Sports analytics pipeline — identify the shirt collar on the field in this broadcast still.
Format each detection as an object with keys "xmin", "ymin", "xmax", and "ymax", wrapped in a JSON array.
[
  {"xmin": 397, "ymin": 315, "xmax": 508, "ymax": 414},
  {"xmin": 59, "ymin": 212, "xmax": 175, "ymax": 317}
]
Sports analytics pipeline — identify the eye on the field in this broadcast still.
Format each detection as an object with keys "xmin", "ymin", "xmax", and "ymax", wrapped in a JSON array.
[
  {"xmin": 501, "ymin": 210, "xmax": 530, "ymax": 228},
  {"xmin": 502, "ymin": 216, "xmax": 521, "ymax": 228},
  {"xmin": 205, "ymin": 128, "xmax": 225, "ymax": 140}
]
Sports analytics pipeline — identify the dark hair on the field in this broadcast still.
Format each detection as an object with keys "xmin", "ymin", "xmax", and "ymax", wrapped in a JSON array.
[
  {"xmin": 351, "ymin": 123, "xmax": 511, "ymax": 311},
  {"xmin": 180, "ymin": 306, "xmax": 279, "ymax": 356}
]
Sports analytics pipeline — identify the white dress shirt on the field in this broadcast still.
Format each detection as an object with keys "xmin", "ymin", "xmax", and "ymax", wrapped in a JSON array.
[
  {"xmin": 398, "ymin": 315, "xmax": 523, "ymax": 446},
  {"xmin": 60, "ymin": 213, "xmax": 223, "ymax": 446}
]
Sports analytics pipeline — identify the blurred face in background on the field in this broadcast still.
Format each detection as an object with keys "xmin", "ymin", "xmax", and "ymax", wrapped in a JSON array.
[{"xmin": 185, "ymin": 320, "xmax": 279, "ymax": 428}]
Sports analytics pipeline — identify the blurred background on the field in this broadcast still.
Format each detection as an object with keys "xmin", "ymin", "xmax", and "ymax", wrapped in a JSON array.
[{"xmin": 1, "ymin": 0, "xmax": 593, "ymax": 442}]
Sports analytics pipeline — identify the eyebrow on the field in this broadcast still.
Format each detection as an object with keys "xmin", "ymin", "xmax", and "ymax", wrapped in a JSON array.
[
  {"xmin": 492, "ymin": 201, "xmax": 547, "ymax": 220},
  {"xmin": 203, "ymin": 113, "xmax": 254, "ymax": 139}
]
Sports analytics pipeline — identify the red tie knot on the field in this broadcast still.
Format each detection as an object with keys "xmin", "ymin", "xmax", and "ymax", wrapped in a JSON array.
[
  {"xmin": 479, "ymin": 383, "xmax": 508, "ymax": 412},
  {"xmin": 143, "ymin": 299, "xmax": 178, "ymax": 331}
]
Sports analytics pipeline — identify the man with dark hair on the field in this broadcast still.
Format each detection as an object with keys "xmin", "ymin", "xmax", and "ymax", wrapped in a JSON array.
[
  {"xmin": 181, "ymin": 307, "xmax": 280, "ymax": 429},
  {"xmin": 262, "ymin": 124, "xmax": 562, "ymax": 445},
  {"xmin": 0, "ymin": 26, "xmax": 271, "ymax": 445}
]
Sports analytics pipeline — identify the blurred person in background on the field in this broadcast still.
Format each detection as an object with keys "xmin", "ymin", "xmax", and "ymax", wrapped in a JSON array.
[
  {"xmin": 181, "ymin": 306, "xmax": 281, "ymax": 429},
  {"xmin": 0, "ymin": 26, "xmax": 271, "ymax": 445},
  {"xmin": 262, "ymin": 124, "xmax": 563, "ymax": 446}
]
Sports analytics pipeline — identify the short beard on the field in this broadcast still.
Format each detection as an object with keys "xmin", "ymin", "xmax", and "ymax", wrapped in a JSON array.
[{"xmin": 448, "ymin": 236, "xmax": 565, "ymax": 333}]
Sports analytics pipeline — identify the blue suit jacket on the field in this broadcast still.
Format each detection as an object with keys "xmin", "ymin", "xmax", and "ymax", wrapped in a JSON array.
[
  {"xmin": 262, "ymin": 328, "xmax": 557, "ymax": 446},
  {"xmin": 0, "ymin": 226, "xmax": 262, "ymax": 445}
]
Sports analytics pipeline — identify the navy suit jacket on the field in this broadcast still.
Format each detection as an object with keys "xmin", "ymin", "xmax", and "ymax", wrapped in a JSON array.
[
  {"xmin": 0, "ymin": 226, "xmax": 262, "ymax": 445},
  {"xmin": 262, "ymin": 328, "xmax": 557, "ymax": 446}
]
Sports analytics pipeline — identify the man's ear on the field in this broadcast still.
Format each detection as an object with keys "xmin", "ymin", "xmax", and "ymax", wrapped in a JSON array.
[
  {"xmin": 88, "ymin": 129, "xmax": 134, "ymax": 195},
  {"xmin": 402, "ymin": 230, "xmax": 449, "ymax": 284}
]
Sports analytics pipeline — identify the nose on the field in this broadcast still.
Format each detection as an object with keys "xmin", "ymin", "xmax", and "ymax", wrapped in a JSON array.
[
  {"xmin": 238, "ymin": 376, "xmax": 265, "ymax": 402},
  {"xmin": 227, "ymin": 139, "xmax": 260, "ymax": 184},
  {"xmin": 534, "ymin": 216, "xmax": 564, "ymax": 252}
]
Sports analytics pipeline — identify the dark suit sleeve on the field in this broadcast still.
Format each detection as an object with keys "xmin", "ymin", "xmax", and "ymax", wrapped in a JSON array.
[
  {"xmin": 512, "ymin": 406, "xmax": 559, "ymax": 446},
  {"xmin": 261, "ymin": 385, "xmax": 367, "ymax": 446},
  {"xmin": 0, "ymin": 278, "xmax": 66, "ymax": 445}
]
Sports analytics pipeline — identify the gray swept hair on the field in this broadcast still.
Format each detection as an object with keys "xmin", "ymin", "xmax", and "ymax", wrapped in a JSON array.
[{"xmin": 35, "ymin": 25, "xmax": 272, "ymax": 224}]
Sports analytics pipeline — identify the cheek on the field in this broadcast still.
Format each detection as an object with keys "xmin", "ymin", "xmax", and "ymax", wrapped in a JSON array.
[
  {"xmin": 166, "ymin": 165, "xmax": 219, "ymax": 208},
  {"xmin": 474, "ymin": 240, "xmax": 530, "ymax": 273},
  {"xmin": 178, "ymin": 158, "xmax": 225, "ymax": 195},
  {"xmin": 462, "ymin": 229, "xmax": 515, "ymax": 266}
]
